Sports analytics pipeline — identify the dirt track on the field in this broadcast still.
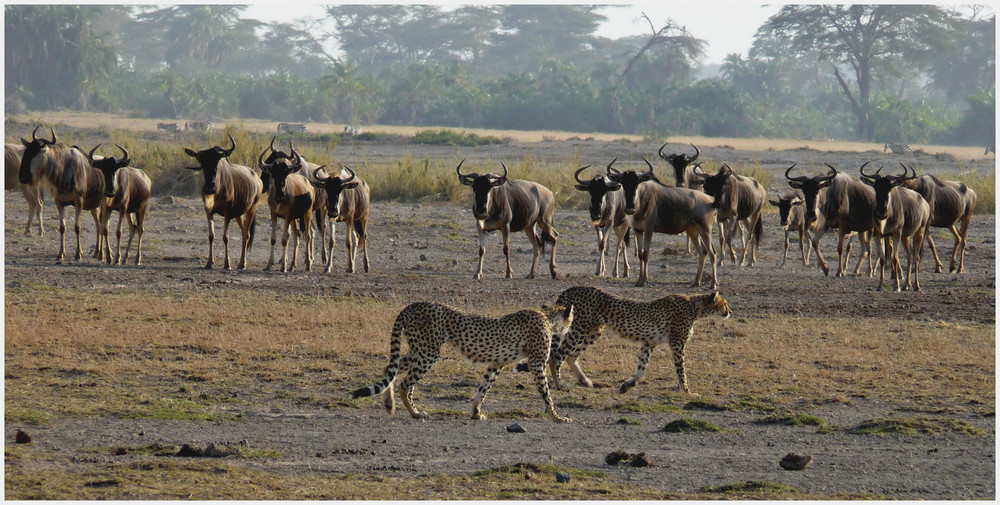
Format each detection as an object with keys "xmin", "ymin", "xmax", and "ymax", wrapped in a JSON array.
[{"xmin": 4, "ymin": 138, "xmax": 995, "ymax": 499}]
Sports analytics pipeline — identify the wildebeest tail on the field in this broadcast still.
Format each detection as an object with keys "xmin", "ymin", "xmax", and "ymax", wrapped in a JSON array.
[
  {"xmin": 753, "ymin": 215, "xmax": 763, "ymax": 247},
  {"xmin": 624, "ymin": 227, "xmax": 631, "ymax": 247},
  {"xmin": 351, "ymin": 312, "xmax": 405, "ymax": 399},
  {"xmin": 353, "ymin": 219, "xmax": 365, "ymax": 238},
  {"xmin": 247, "ymin": 216, "xmax": 257, "ymax": 253},
  {"xmin": 298, "ymin": 216, "xmax": 307, "ymax": 233}
]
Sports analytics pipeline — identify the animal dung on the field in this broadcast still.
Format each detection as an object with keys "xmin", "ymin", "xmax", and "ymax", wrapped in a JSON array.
[
  {"xmin": 605, "ymin": 450, "xmax": 656, "ymax": 467},
  {"xmin": 555, "ymin": 472, "xmax": 571, "ymax": 483},
  {"xmin": 14, "ymin": 429, "xmax": 32, "ymax": 444}
]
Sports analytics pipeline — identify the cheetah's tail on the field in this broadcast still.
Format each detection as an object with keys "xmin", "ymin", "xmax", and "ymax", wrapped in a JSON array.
[{"xmin": 350, "ymin": 316, "xmax": 405, "ymax": 399}]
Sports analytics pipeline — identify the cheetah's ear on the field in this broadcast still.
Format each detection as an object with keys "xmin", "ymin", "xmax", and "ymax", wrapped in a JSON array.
[{"xmin": 562, "ymin": 304, "xmax": 574, "ymax": 320}]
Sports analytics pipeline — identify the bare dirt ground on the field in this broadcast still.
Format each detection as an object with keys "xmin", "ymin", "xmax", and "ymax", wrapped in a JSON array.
[{"xmin": 4, "ymin": 134, "xmax": 996, "ymax": 499}]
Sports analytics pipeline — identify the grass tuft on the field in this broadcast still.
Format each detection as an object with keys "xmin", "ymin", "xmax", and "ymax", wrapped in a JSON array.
[
  {"xmin": 755, "ymin": 412, "xmax": 826, "ymax": 427},
  {"xmin": 853, "ymin": 416, "xmax": 983, "ymax": 436},
  {"xmin": 703, "ymin": 480, "xmax": 799, "ymax": 495},
  {"xmin": 662, "ymin": 418, "xmax": 727, "ymax": 433}
]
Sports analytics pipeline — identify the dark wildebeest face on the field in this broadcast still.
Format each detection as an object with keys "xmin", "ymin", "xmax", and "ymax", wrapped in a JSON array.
[
  {"xmin": 184, "ymin": 133, "xmax": 237, "ymax": 195},
  {"xmin": 457, "ymin": 159, "xmax": 507, "ymax": 220},
  {"xmin": 769, "ymin": 192, "xmax": 803, "ymax": 227},
  {"xmin": 607, "ymin": 157, "xmax": 656, "ymax": 215},
  {"xmin": 83, "ymin": 144, "xmax": 131, "ymax": 198},
  {"xmin": 574, "ymin": 158, "xmax": 621, "ymax": 221},
  {"xmin": 785, "ymin": 163, "xmax": 836, "ymax": 223},
  {"xmin": 311, "ymin": 165, "xmax": 359, "ymax": 215},
  {"xmin": 658, "ymin": 142, "xmax": 700, "ymax": 188},
  {"xmin": 860, "ymin": 162, "xmax": 912, "ymax": 222},
  {"xmin": 258, "ymin": 149, "xmax": 301, "ymax": 204},
  {"xmin": 698, "ymin": 163, "xmax": 734, "ymax": 209},
  {"xmin": 19, "ymin": 126, "xmax": 56, "ymax": 185}
]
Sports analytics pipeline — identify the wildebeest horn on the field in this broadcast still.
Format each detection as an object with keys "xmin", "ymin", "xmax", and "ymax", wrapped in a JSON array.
[
  {"xmin": 573, "ymin": 165, "xmax": 593, "ymax": 184},
  {"xmin": 899, "ymin": 162, "xmax": 917, "ymax": 180},
  {"xmin": 341, "ymin": 165, "xmax": 356, "ymax": 183},
  {"xmin": 720, "ymin": 162, "xmax": 733, "ymax": 176},
  {"xmin": 606, "ymin": 157, "xmax": 618, "ymax": 172},
  {"xmin": 821, "ymin": 163, "xmax": 839, "ymax": 180},
  {"xmin": 783, "ymin": 163, "xmax": 807, "ymax": 182},
  {"xmin": 456, "ymin": 159, "xmax": 473, "ymax": 180},
  {"xmin": 223, "ymin": 132, "xmax": 236, "ymax": 157},
  {"xmin": 640, "ymin": 156, "xmax": 654, "ymax": 175},
  {"xmin": 86, "ymin": 143, "xmax": 102, "ymax": 163},
  {"xmin": 859, "ymin": 160, "xmax": 876, "ymax": 182},
  {"xmin": 496, "ymin": 161, "xmax": 509, "ymax": 182},
  {"xmin": 115, "ymin": 144, "xmax": 130, "ymax": 167},
  {"xmin": 257, "ymin": 146, "xmax": 273, "ymax": 172},
  {"xmin": 689, "ymin": 144, "xmax": 700, "ymax": 162},
  {"xmin": 312, "ymin": 165, "xmax": 328, "ymax": 181},
  {"xmin": 658, "ymin": 142, "xmax": 669, "ymax": 160}
]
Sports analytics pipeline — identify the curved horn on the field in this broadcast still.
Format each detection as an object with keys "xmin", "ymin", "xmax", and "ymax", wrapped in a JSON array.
[
  {"xmin": 30, "ymin": 126, "xmax": 41, "ymax": 142},
  {"xmin": 115, "ymin": 144, "xmax": 130, "ymax": 167},
  {"xmin": 784, "ymin": 164, "xmax": 807, "ymax": 182},
  {"xmin": 859, "ymin": 160, "xmax": 876, "ymax": 181},
  {"xmin": 640, "ymin": 156, "xmax": 654, "ymax": 176},
  {"xmin": 689, "ymin": 143, "xmax": 700, "ymax": 162},
  {"xmin": 87, "ymin": 143, "xmax": 102, "ymax": 163},
  {"xmin": 658, "ymin": 141, "xmax": 669, "ymax": 160},
  {"xmin": 312, "ymin": 165, "xmax": 328, "ymax": 182},
  {"xmin": 257, "ymin": 146, "xmax": 273, "ymax": 171},
  {"xmin": 45, "ymin": 127, "xmax": 57, "ymax": 145},
  {"xmin": 573, "ymin": 165, "xmax": 593, "ymax": 184},
  {"xmin": 899, "ymin": 162, "xmax": 917, "ymax": 180},
  {"xmin": 497, "ymin": 161, "xmax": 509, "ymax": 181},
  {"xmin": 341, "ymin": 165, "xmax": 356, "ymax": 183},
  {"xmin": 605, "ymin": 157, "xmax": 618, "ymax": 173},
  {"xmin": 720, "ymin": 162, "xmax": 732, "ymax": 176},
  {"xmin": 223, "ymin": 132, "xmax": 236, "ymax": 157},
  {"xmin": 821, "ymin": 163, "xmax": 839, "ymax": 179},
  {"xmin": 456, "ymin": 159, "xmax": 471, "ymax": 178}
]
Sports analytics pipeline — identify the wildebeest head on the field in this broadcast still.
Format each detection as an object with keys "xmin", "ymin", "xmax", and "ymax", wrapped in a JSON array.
[
  {"xmin": 860, "ymin": 161, "xmax": 914, "ymax": 222},
  {"xmin": 258, "ymin": 139, "xmax": 302, "ymax": 203},
  {"xmin": 457, "ymin": 159, "xmax": 507, "ymax": 220},
  {"xmin": 19, "ymin": 126, "xmax": 57, "ymax": 185},
  {"xmin": 658, "ymin": 143, "xmax": 700, "ymax": 188},
  {"xmin": 697, "ymin": 163, "xmax": 735, "ymax": 209},
  {"xmin": 184, "ymin": 132, "xmax": 236, "ymax": 195},
  {"xmin": 83, "ymin": 143, "xmax": 131, "ymax": 198},
  {"xmin": 311, "ymin": 165, "xmax": 359, "ymax": 216},
  {"xmin": 574, "ymin": 158, "xmax": 622, "ymax": 221},
  {"xmin": 768, "ymin": 191, "xmax": 804, "ymax": 227},
  {"xmin": 784, "ymin": 163, "xmax": 836, "ymax": 223},
  {"xmin": 607, "ymin": 157, "xmax": 656, "ymax": 215}
]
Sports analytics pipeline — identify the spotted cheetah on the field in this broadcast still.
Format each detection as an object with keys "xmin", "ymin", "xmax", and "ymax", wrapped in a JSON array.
[
  {"xmin": 351, "ymin": 302, "xmax": 575, "ymax": 422},
  {"xmin": 549, "ymin": 286, "xmax": 730, "ymax": 395}
]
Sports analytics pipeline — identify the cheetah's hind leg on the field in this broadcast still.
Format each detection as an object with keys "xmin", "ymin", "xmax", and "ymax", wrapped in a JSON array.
[{"xmin": 529, "ymin": 360, "xmax": 571, "ymax": 422}]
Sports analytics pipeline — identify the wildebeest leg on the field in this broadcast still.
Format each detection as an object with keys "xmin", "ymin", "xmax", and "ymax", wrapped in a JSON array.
[
  {"xmin": 21, "ymin": 184, "xmax": 43, "ymax": 236},
  {"xmin": 834, "ymin": 230, "xmax": 850, "ymax": 277},
  {"xmin": 474, "ymin": 222, "xmax": 488, "ymax": 279},
  {"xmin": 889, "ymin": 235, "xmax": 903, "ymax": 291},
  {"xmin": 204, "ymin": 214, "xmax": 216, "ymax": 269},
  {"xmin": 954, "ymin": 215, "xmax": 971, "ymax": 273},
  {"xmin": 471, "ymin": 366, "xmax": 503, "ymax": 420},
  {"xmin": 345, "ymin": 218, "xmax": 357, "ymax": 273},
  {"xmin": 280, "ymin": 217, "xmax": 293, "ymax": 272},
  {"xmin": 133, "ymin": 207, "xmax": 146, "ymax": 265},
  {"xmin": 72, "ymin": 203, "xmax": 85, "ymax": 261},
  {"xmin": 114, "ymin": 210, "xmax": 126, "ymax": 264},
  {"xmin": 620, "ymin": 342, "xmax": 655, "ymax": 394},
  {"xmin": 635, "ymin": 228, "xmax": 653, "ymax": 287},
  {"xmin": 690, "ymin": 226, "xmax": 717, "ymax": 289},
  {"xmin": 909, "ymin": 225, "xmax": 926, "ymax": 291},
  {"xmin": 811, "ymin": 218, "xmax": 831, "ymax": 275},
  {"xmin": 324, "ymin": 220, "xmax": 337, "ymax": 274},
  {"xmin": 502, "ymin": 227, "xmax": 515, "ymax": 279},
  {"xmin": 613, "ymin": 223, "xmax": 630, "ymax": 278},
  {"xmin": 55, "ymin": 203, "xmax": 68, "ymax": 264},
  {"xmin": 357, "ymin": 218, "xmax": 370, "ymax": 273},
  {"xmin": 98, "ymin": 206, "xmax": 112, "ymax": 263},
  {"xmin": 90, "ymin": 208, "xmax": 103, "ymax": 260},
  {"xmin": 265, "ymin": 213, "xmax": 279, "ymax": 271},
  {"xmin": 221, "ymin": 216, "xmax": 234, "ymax": 270},
  {"xmin": 926, "ymin": 229, "xmax": 944, "ymax": 273},
  {"xmin": 123, "ymin": 212, "xmax": 138, "ymax": 265},
  {"xmin": 302, "ymin": 215, "xmax": 314, "ymax": 272},
  {"xmin": 595, "ymin": 224, "xmax": 608, "ymax": 276},
  {"xmin": 802, "ymin": 228, "xmax": 813, "ymax": 265},
  {"xmin": 876, "ymin": 235, "xmax": 887, "ymax": 291}
]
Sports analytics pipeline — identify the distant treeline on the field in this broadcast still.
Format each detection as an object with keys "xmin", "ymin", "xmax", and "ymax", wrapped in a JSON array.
[{"xmin": 4, "ymin": 5, "xmax": 995, "ymax": 146}]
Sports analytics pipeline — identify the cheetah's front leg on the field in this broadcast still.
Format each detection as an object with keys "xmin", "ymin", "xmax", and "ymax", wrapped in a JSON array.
[
  {"xmin": 669, "ymin": 329, "xmax": 700, "ymax": 397},
  {"xmin": 471, "ymin": 366, "xmax": 502, "ymax": 420},
  {"xmin": 619, "ymin": 343, "xmax": 654, "ymax": 393},
  {"xmin": 528, "ymin": 360, "xmax": 571, "ymax": 422}
]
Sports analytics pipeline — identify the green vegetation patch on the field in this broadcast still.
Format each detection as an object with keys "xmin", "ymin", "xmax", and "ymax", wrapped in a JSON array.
[
  {"xmin": 412, "ymin": 129, "xmax": 506, "ymax": 146},
  {"xmin": 684, "ymin": 400, "xmax": 736, "ymax": 411},
  {"xmin": 755, "ymin": 412, "xmax": 826, "ymax": 427},
  {"xmin": 611, "ymin": 401, "xmax": 681, "ymax": 414},
  {"xmin": 616, "ymin": 417, "xmax": 642, "ymax": 426},
  {"xmin": 662, "ymin": 418, "xmax": 727, "ymax": 433},
  {"xmin": 703, "ymin": 480, "xmax": 799, "ymax": 495},
  {"xmin": 6, "ymin": 408, "xmax": 50, "ymax": 425},
  {"xmin": 472, "ymin": 462, "xmax": 605, "ymax": 480},
  {"xmin": 853, "ymin": 416, "xmax": 983, "ymax": 436}
]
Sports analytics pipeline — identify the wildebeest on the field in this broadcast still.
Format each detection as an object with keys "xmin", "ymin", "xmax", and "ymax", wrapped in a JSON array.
[
  {"xmin": 695, "ymin": 163, "xmax": 766, "ymax": 266},
  {"xmin": 257, "ymin": 144, "xmax": 316, "ymax": 272},
  {"xmin": 901, "ymin": 168, "xmax": 978, "ymax": 274},
  {"xmin": 456, "ymin": 160, "xmax": 559, "ymax": 279},
  {"xmin": 183, "ymin": 133, "xmax": 264, "ymax": 269},
  {"xmin": 573, "ymin": 158, "xmax": 631, "ymax": 277},
  {"xmin": 310, "ymin": 165, "xmax": 371, "ymax": 274},
  {"xmin": 82, "ymin": 144, "xmax": 151, "ymax": 265},
  {"xmin": 6, "ymin": 143, "xmax": 45, "ymax": 236},
  {"xmin": 658, "ymin": 142, "xmax": 704, "ymax": 190},
  {"xmin": 859, "ymin": 163, "xmax": 931, "ymax": 291},
  {"xmin": 18, "ymin": 127, "xmax": 106, "ymax": 263},
  {"xmin": 607, "ymin": 158, "xmax": 718, "ymax": 288},
  {"xmin": 785, "ymin": 163, "xmax": 875, "ymax": 277},
  {"xmin": 769, "ymin": 190, "xmax": 815, "ymax": 266}
]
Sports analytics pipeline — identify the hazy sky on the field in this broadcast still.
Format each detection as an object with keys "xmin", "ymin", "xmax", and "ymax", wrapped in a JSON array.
[{"xmin": 243, "ymin": 2, "xmax": 783, "ymax": 65}]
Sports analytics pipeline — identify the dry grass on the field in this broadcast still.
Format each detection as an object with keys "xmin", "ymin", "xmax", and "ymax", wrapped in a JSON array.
[
  {"xmin": 8, "ymin": 110, "xmax": 995, "ymax": 160},
  {"xmin": 5, "ymin": 285, "xmax": 994, "ymax": 425}
]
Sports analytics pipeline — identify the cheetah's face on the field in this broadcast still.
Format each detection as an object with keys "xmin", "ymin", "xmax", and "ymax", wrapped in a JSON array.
[
  {"xmin": 705, "ymin": 292, "xmax": 731, "ymax": 319},
  {"xmin": 542, "ymin": 304, "xmax": 574, "ymax": 335}
]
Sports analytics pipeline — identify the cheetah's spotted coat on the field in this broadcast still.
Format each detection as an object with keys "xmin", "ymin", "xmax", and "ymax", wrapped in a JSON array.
[{"xmin": 351, "ymin": 302, "xmax": 574, "ymax": 422}]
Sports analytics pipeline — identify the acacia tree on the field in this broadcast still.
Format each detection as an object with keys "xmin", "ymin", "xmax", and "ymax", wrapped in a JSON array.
[{"xmin": 757, "ymin": 5, "xmax": 954, "ymax": 140}]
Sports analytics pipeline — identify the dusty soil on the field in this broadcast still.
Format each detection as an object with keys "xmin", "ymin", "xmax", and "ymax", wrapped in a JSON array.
[{"xmin": 4, "ymin": 135, "xmax": 996, "ymax": 499}]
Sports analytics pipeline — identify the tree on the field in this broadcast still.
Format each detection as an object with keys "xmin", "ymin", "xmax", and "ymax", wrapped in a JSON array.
[{"xmin": 757, "ymin": 5, "xmax": 954, "ymax": 140}]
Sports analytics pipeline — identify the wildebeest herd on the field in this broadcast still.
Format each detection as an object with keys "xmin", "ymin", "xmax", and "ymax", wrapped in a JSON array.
[{"xmin": 5, "ymin": 124, "xmax": 980, "ymax": 421}]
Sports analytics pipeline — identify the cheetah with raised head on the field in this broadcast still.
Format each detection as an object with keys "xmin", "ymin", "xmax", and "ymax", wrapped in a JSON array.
[
  {"xmin": 351, "ymin": 302, "xmax": 575, "ymax": 422},
  {"xmin": 549, "ymin": 286, "xmax": 730, "ymax": 395}
]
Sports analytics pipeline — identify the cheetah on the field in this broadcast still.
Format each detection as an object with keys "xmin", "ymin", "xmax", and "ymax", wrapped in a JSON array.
[
  {"xmin": 548, "ymin": 286, "xmax": 730, "ymax": 395},
  {"xmin": 351, "ymin": 302, "xmax": 575, "ymax": 422}
]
